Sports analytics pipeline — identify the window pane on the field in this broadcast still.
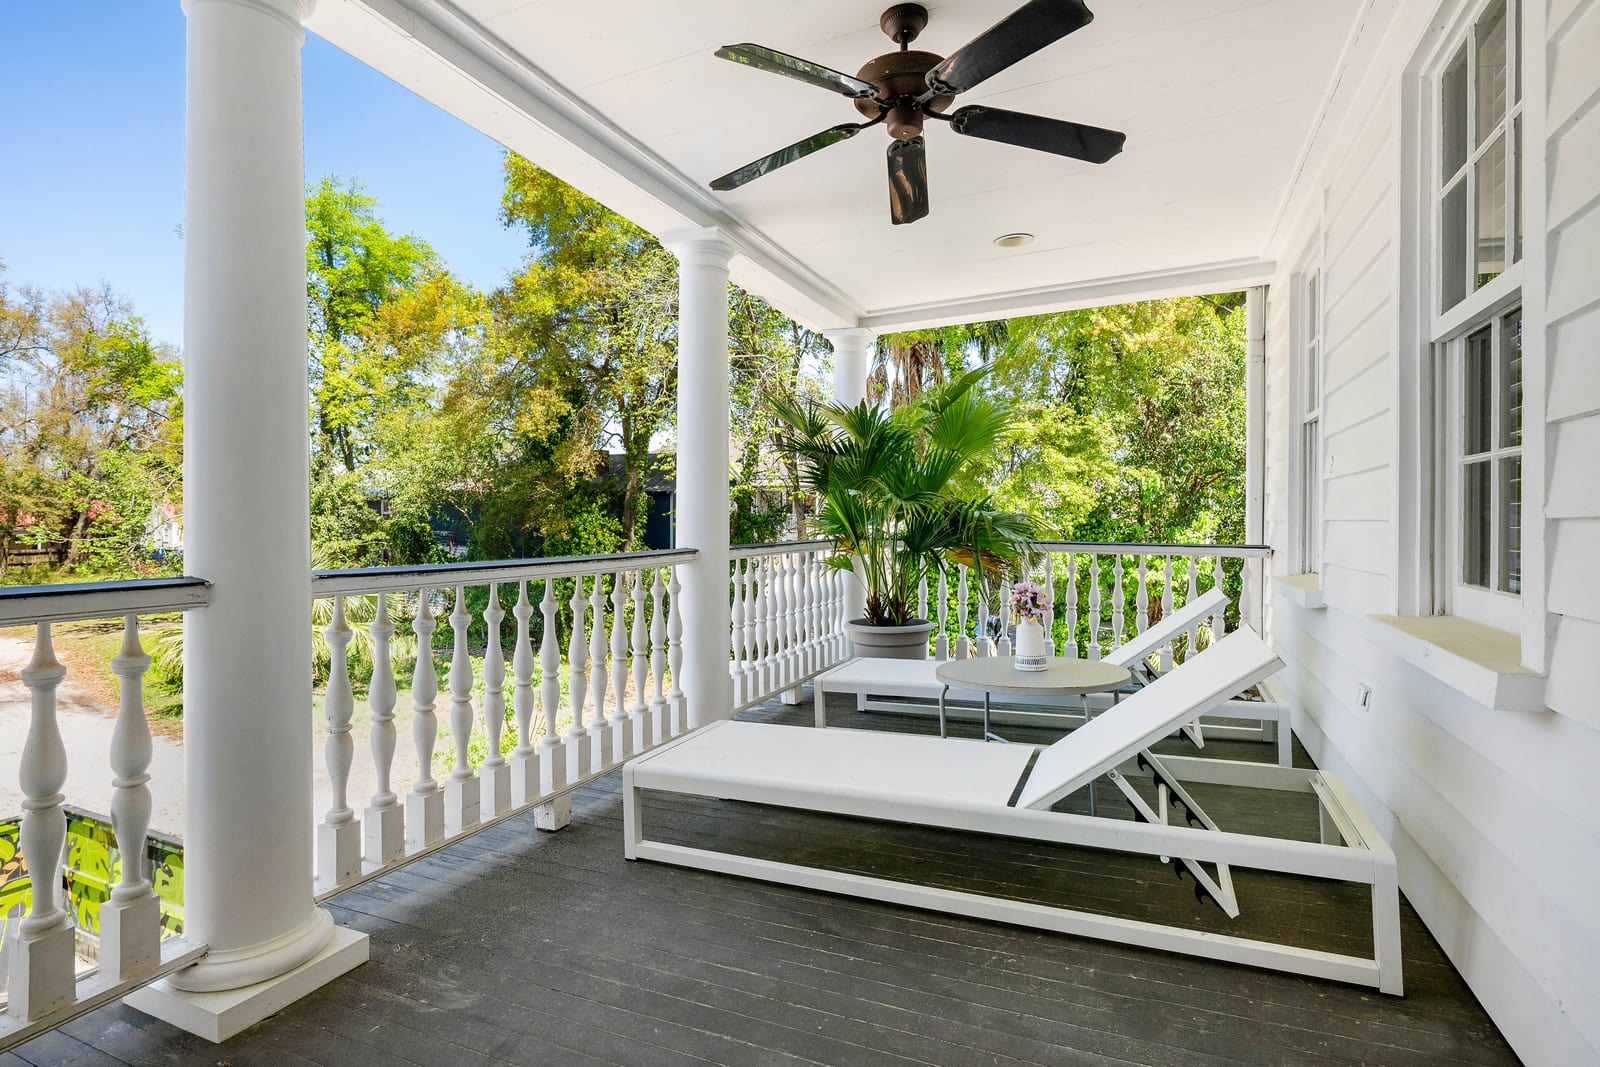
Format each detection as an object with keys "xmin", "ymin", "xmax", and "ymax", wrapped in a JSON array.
[
  {"xmin": 1464, "ymin": 325, "xmax": 1493, "ymax": 455},
  {"xmin": 1500, "ymin": 310, "xmax": 1522, "ymax": 447},
  {"xmin": 1476, "ymin": 132, "xmax": 1506, "ymax": 288},
  {"xmin": 1442, "ymin": 180, "xmax": 1469, "ymax": 310},
  {"xmin": 1475, "ymin": 0, "xmax": 1508, "ymax": 146},
  {"xmin": 1512, "ymin": 114, "xmax": 1522, "ymax": 264},
  {"xmin": 1498, "ymin": 456, "xmax": 1521, "ymax": 594},
  {"xmin": 1463, "ymin": 460, "xmax": 1492, "ymax": 588},
  {"xmin": 1442, "ymin": 45, "xmax": 1469, "ymax": 180}
]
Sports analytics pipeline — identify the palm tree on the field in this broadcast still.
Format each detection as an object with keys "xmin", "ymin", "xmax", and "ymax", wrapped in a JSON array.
[{"xmin": 773, "ymin": 366, "xmax": 1041, "ymax": 627}]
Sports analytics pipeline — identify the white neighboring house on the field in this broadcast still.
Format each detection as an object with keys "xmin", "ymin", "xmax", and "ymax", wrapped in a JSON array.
[
  {"xmin": 0, "ymin": 2, "xmax": 1595, "ymax": 1064},
  {"xmin": 144, "ymin": 502, "xmax": 183, "ymax": 555}
]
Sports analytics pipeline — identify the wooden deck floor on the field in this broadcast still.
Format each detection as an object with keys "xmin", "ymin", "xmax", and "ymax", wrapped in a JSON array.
[{"xmin": 7, "ymin": 692, "xmax": 1519, "ymax": 1066}]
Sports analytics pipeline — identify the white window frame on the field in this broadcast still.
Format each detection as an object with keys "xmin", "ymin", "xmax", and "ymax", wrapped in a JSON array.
[
  {"xmin": 1291, "ymin": 245, "xmax": 1324, "ymax": 576},
  {"xmin": 1436, "ymin": 302, "xmax": 1523, "ymax": 632},
  {"xmin": 1397, "ymin": 0, "xmax": 1548, "ymax": 667}
]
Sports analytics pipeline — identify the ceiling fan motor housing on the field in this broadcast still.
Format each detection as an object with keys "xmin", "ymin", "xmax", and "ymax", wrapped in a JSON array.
[{"xmin": 853, "ymin": 51, "xmax": 953, "ymax": 138}]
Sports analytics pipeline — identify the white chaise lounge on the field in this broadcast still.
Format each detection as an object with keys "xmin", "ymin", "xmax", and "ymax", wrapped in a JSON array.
[
  {"xmin": 625, "ymin": 629, "xmax": 1403, "ymax": 993},
  {"xmin": 814, "ymin": 586, "xmax": 1293, "ymax": 764}
]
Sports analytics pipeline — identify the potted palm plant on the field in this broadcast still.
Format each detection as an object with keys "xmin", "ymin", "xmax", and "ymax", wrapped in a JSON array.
[{"xmin": 772, "ymin": 367, "xmax": 1039, "ymax": 659}]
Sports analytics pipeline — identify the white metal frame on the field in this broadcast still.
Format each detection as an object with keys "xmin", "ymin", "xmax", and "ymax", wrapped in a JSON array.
[
  {"xmin": 1291, "ymin": 239, "xmax": 1324, "ymax": 577},
  {"xmin": 624, "ymin": 723, "xmax": 1403, "ymax": 995}
]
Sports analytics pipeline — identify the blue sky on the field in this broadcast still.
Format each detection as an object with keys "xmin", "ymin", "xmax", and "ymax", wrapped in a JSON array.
[{"xmin": 0, "ymin": 3, "xmax": 529, "ymax": 349}]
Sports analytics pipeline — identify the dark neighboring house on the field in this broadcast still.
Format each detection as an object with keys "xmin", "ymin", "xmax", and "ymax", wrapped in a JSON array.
[{"xmin": 604, "ymin": 452, "xmax": 676, "ymax": 550}]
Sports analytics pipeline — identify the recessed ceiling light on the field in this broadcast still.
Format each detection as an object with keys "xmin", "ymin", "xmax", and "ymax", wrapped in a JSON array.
[{"xmin": 993, "ymin": 232, "xmax": 1035, "ymax": 248}]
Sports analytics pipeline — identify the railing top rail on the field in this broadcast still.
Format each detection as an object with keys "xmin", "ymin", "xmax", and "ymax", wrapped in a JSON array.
[
  {"xmin": 312, "ymin": 548, "xmax": 699, "ymax": 596},
  {"xmin": 1031, "ymin": 541, "xmax": 1273, "ymax": 559},
  {"xmin": 730, "ymin": 539, "xmax": 833, "ymax": 559},
  {"xmin": 0, "ymin": 576, "xmax": 211, "ymax": 627}
]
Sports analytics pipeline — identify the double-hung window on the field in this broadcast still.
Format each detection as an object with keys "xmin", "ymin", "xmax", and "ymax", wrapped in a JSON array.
[
  {"xmin": 1298, "ymin": 266, "xmax": 1323, "ymax": 574},
  {"xmin": 1432, "ymin": 0, "xmax": 1524, "ymax": 630}
]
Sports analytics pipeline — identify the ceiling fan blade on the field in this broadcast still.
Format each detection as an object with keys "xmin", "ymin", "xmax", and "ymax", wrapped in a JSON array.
[
  {"xmin": 887, "ymin": 137, "xmax": 930, "ymax": 226},
  {"xmin": 924, "ymin": 0, "xmax": 1094, "ymax": 97},
  {"xmin": 710, "ymin": 123, "xmax": 867, "ymax": 192},
  {"xmin": 948, "ymin": 105, "xmax": 1125, "ymax": 164},
  {"xmin": 716, "ymin": 44, "xmax": 880, "ymax": 100}
]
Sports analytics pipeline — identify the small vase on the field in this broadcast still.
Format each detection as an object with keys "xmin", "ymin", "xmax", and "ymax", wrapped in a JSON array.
[{"xmin": 1014, "ymin": 618, "xmax": 1048, "ymax": 671}]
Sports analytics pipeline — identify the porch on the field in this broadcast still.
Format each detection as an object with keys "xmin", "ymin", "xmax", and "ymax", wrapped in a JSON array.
[{"xmin": 6, "ymin": 691, "xmax": 1516, "ymax": 1067}]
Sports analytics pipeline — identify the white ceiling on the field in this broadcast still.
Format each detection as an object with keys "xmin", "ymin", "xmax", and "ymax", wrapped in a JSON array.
[{"xmin": 311, "ymin": 0, "xmax": 1365, "ymax": 330}]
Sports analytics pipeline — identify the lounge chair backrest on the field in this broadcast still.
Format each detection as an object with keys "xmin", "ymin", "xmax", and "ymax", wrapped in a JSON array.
[
  {"xmin": 1104, "ymin": 586, "xmax": 1229, "ymax": 675},
  {"xmin": 1016, "ymin": 627, "xmax": 1282, "ymax": 811}
]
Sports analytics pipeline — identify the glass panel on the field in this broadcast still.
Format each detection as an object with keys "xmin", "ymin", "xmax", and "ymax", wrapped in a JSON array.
[
  {"xmin": 1442, "ymin": 46, "xmax": 1470, "ymax": 180},
  {"xmin": 1512, "ymin": 114, "xmax": 1522, "ymax": 264},
  {"xmin": 1512, "ymin": 0, "xmax": 1522, "ymax": 104},
  {"xmin": 1442, "ymin": 179, "xmax": 1469, "ymax": 310},
  {"xmin": 1498, "ymin": 456, "xmax": 1521, "ymax": 594},
  {"xmin": 1463, "ymin": 460, "xmax": 1492, "ymax": 588},
  {"xmin": 1475, "ymin": 0, "xmax": 1508, "ymax": 146},
  {"xmin": 1305, "ymin": 273, "xmax": 1319, "ymax": 413},
  {"xmin": 1464, "ymin": 325, "xmax": 1493, "ymax": 455},
  {"xmin": 1500, "ymin": 310, "xmax": 1522, "ymax": 447},
  {"xmin": 1475, "ymin": 132, "xmax": 1506, "ymax": 288}
]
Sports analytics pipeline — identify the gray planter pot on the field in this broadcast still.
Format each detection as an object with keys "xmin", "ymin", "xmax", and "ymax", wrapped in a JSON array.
[{"xmin": 845, "ymin": 618, "xmax": 934, "ymax": 660}]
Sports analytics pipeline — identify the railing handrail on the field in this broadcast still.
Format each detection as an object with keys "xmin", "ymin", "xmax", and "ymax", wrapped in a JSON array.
[
  {"xmin": 311, "ymin": 548, "xmax": 699, "ymax": 596},
  {"xmin": 0, "ymin": 576, "xmax": 211, "ymax": 627},
  {"xmin": 730, "ymin": 539, "xmax": 833, "ymax": 559},
  {"xmin": 1031, "ymin": 541, "xmax": 1273, "ymax": 558}
]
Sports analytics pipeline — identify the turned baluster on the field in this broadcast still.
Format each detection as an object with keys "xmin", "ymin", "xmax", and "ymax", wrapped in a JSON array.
[
  {"xmin": 667, "ymin": 567, "xmax": 686, "ymax": 735},
  {"xmin": 10, "ymin": 622, "xmax": 72, "ymax": 1020},
  {"xmin": 609, "ymin": 570, "xmax": 631, "ymax": 760},
  {"xmin": 566, "ymin": 576, "xmax": 591, "ymax": 783},
  {"xmin": 365, "ymin": 593, "xmax": 403, "ymax": 866},
  {"xmin": 510, "ymin": 581, "xmax": 540, "ymax": 807},
  {"xmin": 935, "ymin": 569, "xmax": 950, "ymax": 661},
  {"xmin": 997, "ymin": 580, "xmax": 1013, "ymax": 657},
  {"xmin": 318, "ymin": 595, "xmax": 360, "ymax": 884},
  {"xmin": 1211, "ymin": 553, "xmax": 1227, "ymax": 644},
  {"xmin": 730, "ymin": 558, "xmax": 747, "ymax": 704},
  {"xmin": 742, "ymin": 559, "xmax": 759, "ymax": 690},
  {"xmin": 1064, "ymin": 553, "xmax": 1079, "ymax": 659},
  {"xmin": 1043, "ymin": 558, "xmax": 1056, "ymax": 657},
  {"xmin": 445, "ymin": 586, "xmax": 480, "ymax": 834},
  {"xmin": 650, "ymin": 568, "xmax": 669, "ymax": 735},
  {"xmin": 406, "ymin": 591, "xmax": 443, "ymax": 851},
  {"xmin": 956, "ymin": 566, "xmax": 971, "ymax": 659},
  {"xmin": 481, "ymin": 584, "xmax": 510, "ymax": 818},
  {"xmin": 1240, "ymin": 556, "xmax": 1257, "ymax": 634},
  {"xmin": 1161, "ymin": 556, "xmax": 1176, "ymax": 672},
  {"xmin": 588, "ymin": 574, "xmax": 612, "ymax": 772},
  {"xmin": 1112, "ymin": 556, "xmax": 1126, "ymax": 648},
  {"xmin": 772, "ymin": 555, "xmax": 790, "ymax": 685},
  {"xmin": 917, "ymin": 573, "xmax": 929, "ymax": 625},
  {"xmin": 102, "ymin": 614, "xmax": 159, "ymax": 981},
  {"xmin": 1088, "ymin": 555, "xmax": 1103, "ymax": 660},
  {"xmin": 751, "ymin": 558, "xmax": 770, "ymax": 694},
  {"xmin": 631, "ymin": 571, "xmax": 652, "ymax": 752},
  {"xmin": 1185, "ymin": 557, "xmax": 1201, "ymax": 662},
  {"xmin": 1136, "ymin": 555, "xmax": 1150, "ymax": 635},
  {"xmin": 538, "ymin": 580, "xmax": 567, "ymax": 799}
]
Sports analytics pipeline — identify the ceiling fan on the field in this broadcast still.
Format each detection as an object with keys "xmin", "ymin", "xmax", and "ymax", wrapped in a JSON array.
[{"xmin": 707, "ymin": 0, "xmax": 1126, "ymax": 226}]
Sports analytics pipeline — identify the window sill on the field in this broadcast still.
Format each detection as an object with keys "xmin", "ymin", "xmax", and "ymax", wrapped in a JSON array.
[
  {"xmin": 1273, "ymin": 573, "xmax": 1325, "ymax": 610},
  {"xmin": 1364, "ymin": 614, "xmax": 1545, "ymax": 712}
]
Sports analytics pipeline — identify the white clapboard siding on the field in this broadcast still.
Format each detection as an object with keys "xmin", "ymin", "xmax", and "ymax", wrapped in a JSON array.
[{"xmin": 1253, "ymin": 0, "xmax": 1600, "ymax": 1061}]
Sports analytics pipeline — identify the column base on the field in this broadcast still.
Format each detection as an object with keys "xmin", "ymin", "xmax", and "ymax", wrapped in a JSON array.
[
  {"xmin": 316, "ymin": 818, "xmax": 361, "ymax": 890},
  {"xmin": 509, "ymin": 750, "xmax": 540, "ymax": 808},
  {"xmin": 363, "ymin": 802, "xmax": 404, "ymax": 868},
  {"xmin": 124, "ymin": 924, "xmax": 367, "ymax": 1043},
  {"xmin": 535, "ymin": 793, "xmax": 571, "ymax": 831},
  {"xmin": 444, "ymin": 775, "xmax": 480, "ymax": 836},
  {"xmin": 404, "ymin": 789, "xmax": 444, "ymax": 853},
  {"xmin": 99, "ymin": 893, "xmax": 162, "ymax": 982},
  {"xmin": 4, "ymin": 922, "xmax": 76, "ymax": 1021}
]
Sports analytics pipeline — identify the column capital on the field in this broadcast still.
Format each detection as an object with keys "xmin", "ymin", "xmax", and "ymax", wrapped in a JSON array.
[
  {"xmin": 660, "ymin": 226, "xmax": 735, "ymax": 270},
  {"xmin": 821, "ymin": 326, "xmax": 876, "ymax": 351},
  {"xmin": 182, "ymin": 0, "xmax": 316, "ymax": 33}
]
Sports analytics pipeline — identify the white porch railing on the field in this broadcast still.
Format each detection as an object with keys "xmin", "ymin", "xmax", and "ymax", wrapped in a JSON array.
[
  {"xmin": 308, "ymin": 549, "xmax": 697, "ymax": 897},
  {"xmin": 929, "ymin": 542, "xmax": 1271, "ymax": 667},
  {"xmin": 0, "ymin": 578, "xmax": 209, "ymax": 1048},
  {"xmin": 728, "ymin": 541, "xmax": 850, "ymax": 712}
]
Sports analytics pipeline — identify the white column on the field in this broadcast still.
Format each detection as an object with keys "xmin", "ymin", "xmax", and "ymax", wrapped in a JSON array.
[
  {"xmin": 126, "ymin": 0, "xmax": 366, "ymax": 1040},
  {"xmin": 1244, "ymin": 285, "xmax": 1267, "ymax": 632},
  {"xmin": 664, "ymin": 229, "xmax": 734, "ymax": 728},
  {"xmin": 823, "ymin": 327, "xmax": 875, "ymax": 628}
]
